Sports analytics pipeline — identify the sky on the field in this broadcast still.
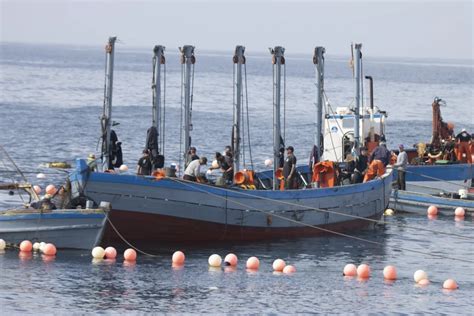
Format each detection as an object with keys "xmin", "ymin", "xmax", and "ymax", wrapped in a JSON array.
[{"xmin": 1, "ymin": 0, "xmax": 472, "ymax": 60}]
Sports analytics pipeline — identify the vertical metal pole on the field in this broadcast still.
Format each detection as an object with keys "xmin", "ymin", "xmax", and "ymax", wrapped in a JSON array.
[
  {"xmin": 102, "ymin": 36, "xmax": 116, "ymax": 172},
  {"xmin": 313, "ymin": 46, "xmax": 325, "ymax": 164},
  {"xmin": 152, "ymin": 45, "xmax": 165, "ymax": 153},
  {"xmin": 270, "ymin": 46, "xmax": 285, "ymax": 190},
  {"xmin": 180, "ymin": 45, "xmax": 195, "ymax": 170},
  {"xmin": 233, "ymin": 46, "xmax": 245, "ymax": 175},
  {"xmin": 353, "ymin": 43, "xmax": 362, "ymax": 157}
]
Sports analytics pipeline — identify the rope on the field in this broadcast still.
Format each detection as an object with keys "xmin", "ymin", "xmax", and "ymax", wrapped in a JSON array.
[
  {"xmin": 178, "ymin": 63, "xmax": 184, "ymax": 175},
  {"xmin": 168, "ymin": 178, "xmax": 474, "ymax": 263},
  {"xmin": 162, "ymin": 62, "xmax": 166, "ymax": 155},
  {"xmin": 167, "ymin": 177, "xmax": 471, "ymax": 240},
  {"xmin": 104, "ymin": 213, "xmax": 160, "ymax": 257}
]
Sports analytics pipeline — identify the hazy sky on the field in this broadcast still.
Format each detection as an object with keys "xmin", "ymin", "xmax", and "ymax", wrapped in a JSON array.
[{"xmin": 1, "ymin": 0, "xmax": 472, "ymax": 59}]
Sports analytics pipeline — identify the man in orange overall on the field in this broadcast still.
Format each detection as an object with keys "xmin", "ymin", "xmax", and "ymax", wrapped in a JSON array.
[
  {"xmin": 455, "ymin": 129, "xmax": 472, "ymax": 163},
  {"xmin": 364, "ymin": 142, "xmax": 391, "ymax": 182}
]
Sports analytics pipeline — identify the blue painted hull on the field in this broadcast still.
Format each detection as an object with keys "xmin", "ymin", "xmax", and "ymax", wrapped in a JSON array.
[
  {"xmin": 70, "ymin": 159, "xmax": 392, "ymax": 244},
  {"xmin": 0, "ymin": 208, "xmax": 107, "ymax": 249}
]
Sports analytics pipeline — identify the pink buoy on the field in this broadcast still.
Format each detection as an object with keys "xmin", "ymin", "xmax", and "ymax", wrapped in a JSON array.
[
  {"xmin": 124, "ymin": 248, "xmax": 137, "ymax": 261},
  {"xmin": 172, "ymin": 251, "xmax": 185, "ymax": 265},
  {"xmin": 343, "ymin": 264, "xmax": 357, "ymax": 277},
  {"xmin": 272, "ymin": 259, "xmax": 286, "ymax": 272},
  {"xmin": 224, "ymin": 253, "xmax": 238, "ymax": 266},
  {"xmin": 45, "ymin": 184, "xmax": 57, "ymax": 195},
  {"xmin": 427, "ymin": 205, "xmax": 438, "ymax": 216},
  {"xmin": 417, "ymin": 279, "xmax": 430, "ymax": 286},
  {"xmin": 105, "ymin": 247, "xmax": 117, "ymax": 259},
  {"xmin": 19, "ymin": 240, "xmax": 33, "ymax": 252},
  {"xmin": 383, "ymin": 265, "xmax": 397, "ymax": 280},
  {"xmin": 283, "ymin": 265, "xmax": 296, "ymax": 274},
  {"xmin": 454, "ymin": 207, "xmax": 465, "ymax": 217},
  {"xmin": 246, "ymin": 256, "xmax": 260, "ymax": 270},
  {"xmin": 443, "ymin": 279, "xmax": 458, "ymax": 290},
  {"xmin": 357, "ymin": 264, "xmax": 371, "ymax": 278},
  {"xmin": 33, "ymin": 185, "xmax": 42, "ymax": 194},
  {"xmin": 43, "ymin": 243, "xmax": 57, "ymax": 256}
]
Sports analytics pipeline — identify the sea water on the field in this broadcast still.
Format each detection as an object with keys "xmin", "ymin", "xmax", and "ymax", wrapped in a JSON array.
[{"xmin": 0, "ymin": 43, "xmax": 473, "ymax": 314}]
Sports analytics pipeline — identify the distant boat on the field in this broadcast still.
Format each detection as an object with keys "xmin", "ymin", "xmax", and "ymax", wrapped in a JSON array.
[
  {"xmin": 69, "ymin": 39, "xmax": 392, "ymax": 245},
  {"xmin": 388, "ymin": 97, "xmax": 473, "ymax": 214},
  {"xmin": 390, "ymin": 189, "xmax": 473, "ymax": 216},
  {"xmin": 0, "ymin": 208, "xmax": 107, "ymax": 249}
]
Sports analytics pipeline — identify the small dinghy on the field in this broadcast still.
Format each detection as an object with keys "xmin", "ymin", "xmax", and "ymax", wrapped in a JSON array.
[
  {"xmin": 0, "ymin": 207, "xmax": 108, "ymax": 249},
  {"xmin": 390, "ymin": 189, "xmax": 473, "ymax": 216}
]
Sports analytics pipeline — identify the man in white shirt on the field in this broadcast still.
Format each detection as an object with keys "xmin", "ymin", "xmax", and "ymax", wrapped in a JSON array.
[
  {"xmin": 394, "ymin": 144, "xmax": 408, "ymax": 190},
  {"xmin": 183, "ymin": 157, "xmax": 207, "ymax": 182}
]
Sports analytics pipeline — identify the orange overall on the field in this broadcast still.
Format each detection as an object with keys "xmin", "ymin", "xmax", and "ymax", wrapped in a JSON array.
[
  {"xmin": 457, "ymin": 142, "xmax": 472, "ymax": 163},
  {"xmin": 363, "ymin": 160, "xmax": 385, "ymax": 182}
]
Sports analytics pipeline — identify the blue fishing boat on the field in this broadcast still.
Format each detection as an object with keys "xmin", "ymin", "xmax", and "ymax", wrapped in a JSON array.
[
  {"xmin": 68, "ymin": 39, "xmax": 392, "ymax": 244},
  {"xmin": 388, "ymin": 98, "xmax": 473, "ymax": 214},
  {"xmin": 390, "ymin": 189, "xmax": 473, "ymax": 216},
  {"xmin": 0, "ymin": 208, "xmax": 107, "ymax": 249}
]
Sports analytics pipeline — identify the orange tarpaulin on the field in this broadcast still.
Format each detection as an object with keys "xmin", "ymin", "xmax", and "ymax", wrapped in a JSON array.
[
  {"xmin": 363, "ymin": 159, "xmax": 385, "ymax": 182},
  {"xmin": 312, "ymin": 161, "xmax": 336, "ymax": 188}
]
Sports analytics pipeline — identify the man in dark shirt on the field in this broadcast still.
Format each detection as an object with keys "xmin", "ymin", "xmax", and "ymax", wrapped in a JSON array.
[
  {"xmin": 283, "ymin": 146, "xmax": 297, "ymax": 189},
  {"xmin": 455, "ymin": 129, "xmax": 472, "ymax": 163},
  {"xmin": 137, "ymin": 149, "xmax": 152, "ymax": 176},
  {"xmin": 369, "ymin": 142, "xmax": 391, "ymax": 166},
  {"xmin": 364, "ymin": 142, "xmax": 390, "ymax": 182},
  {"xmin": 210, "ymin": 152, "xmax": 233, "ymax": 184}
]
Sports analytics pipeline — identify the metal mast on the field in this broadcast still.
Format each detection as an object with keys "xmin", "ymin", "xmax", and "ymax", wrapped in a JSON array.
[
  {"xmin": 270, "ymin": 46, "xmax": 285, "ymax": 190},
  {"xmin": 101, "ymin": 36, "xmax": 117, "ymax": 171},
  {"xmin": 353, "ymin": 43, "xmax": 362, "ymax": 157},
  {"xmin": 233, "ymin": 45, "xmax": 245, "ymax": 175},
  {"xmin": 152, "ymin": 45, "xmax": 165, "ymax": 154},
  {"xmin": 313, "ymin": 46, "xmax": 325, "ymax": 165},
  {"xmin": 179, "ymin": 45, "xmax": 195, "ymax": 170}
]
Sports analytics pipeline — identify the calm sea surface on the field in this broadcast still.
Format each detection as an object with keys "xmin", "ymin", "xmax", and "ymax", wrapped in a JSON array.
[{"xmin": 0, "ymin": 42, "xmax": 473, "ymax": 314}]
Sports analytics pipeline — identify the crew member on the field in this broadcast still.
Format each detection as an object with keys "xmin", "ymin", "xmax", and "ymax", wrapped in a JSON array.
[
  {"xmin": 394, "ymin": 144, "xmax": 408, "ymax": 190},
  {"xmin": 209, "ymin": 152, "xmax": 233, "ymax": 184},
  {"xmin": 455, "ymin": 128, "xmax": 472, "ymax": 163},
  {"xmin": 364, "ymin": 141, "xmax": 391, "ymax": 182},
  {"xmin": 283, "ymin": 146, "xmax": 297, "ymax": 189},
  {"xmin": 183, "ymin": 157, "xmax": 208, "ymax": 182},
  {"xmin": 185, "ymin": 147, "xmax": 199, "ymax": 168},
  {"xmin": 137, "ymin": 149, "xmax": 152, "ymax": 176}
]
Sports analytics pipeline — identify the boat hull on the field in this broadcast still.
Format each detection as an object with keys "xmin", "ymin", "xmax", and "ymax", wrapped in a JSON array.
[
  {"xmin": 399, "ymin": 163, "xmax": 473, "ymax": 194},
  {"xmin": 0, "ymin": 209, "xmax": 107, "ymax": 249},
  {"xmin": 71, "ymin": 160, "xmax": 392, "ymax": 245},
  {"xmin": 389, "ymin": 190, "xmax": 473, "ymax": 216}
]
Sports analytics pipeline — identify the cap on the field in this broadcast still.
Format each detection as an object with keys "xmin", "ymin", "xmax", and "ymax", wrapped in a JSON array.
[
  {"xmin": 88, "ymin": 153, "xmax": 96, "ymax": 159},
  {"xmin": 286, "ymin": 146, "xmax": 294, "ymax": 151},
  {"xmin": 461, "ymin": 128, "xmax": 466, "ymax": 132},
  {"xmin": 399, "ymin": 144, "xmax": 404, "ymax": 149}
]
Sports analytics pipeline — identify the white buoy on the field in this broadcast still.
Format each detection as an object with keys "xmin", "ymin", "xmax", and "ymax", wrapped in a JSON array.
[
  {"xmin": 264, "ymin": 159, "xmax": 273, "ymax": 167},
  {"xmin": 39, "ymin": 242, "xmax": 46, "ymax": 253},
  {"xmin": 208, "ymin": 254, "xmax": 222, "ymax": 267},
  {"xmin": 33, "ymin": 242, "xmax": 41, "ymax": 251},
  {"xmin": 414, "ymin": 270, "xmax": 428, "ymax": 283},
  {"xmin": 36, "ymin": 173, "xmax": 46, "ymax": 179},
  {"xmin": 92, "ymin": 246, "xmax": 105, "ymax": 259},
  {"xmin": 0, "ymin": 239, "xmax": 6, "ymax": 250}
]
